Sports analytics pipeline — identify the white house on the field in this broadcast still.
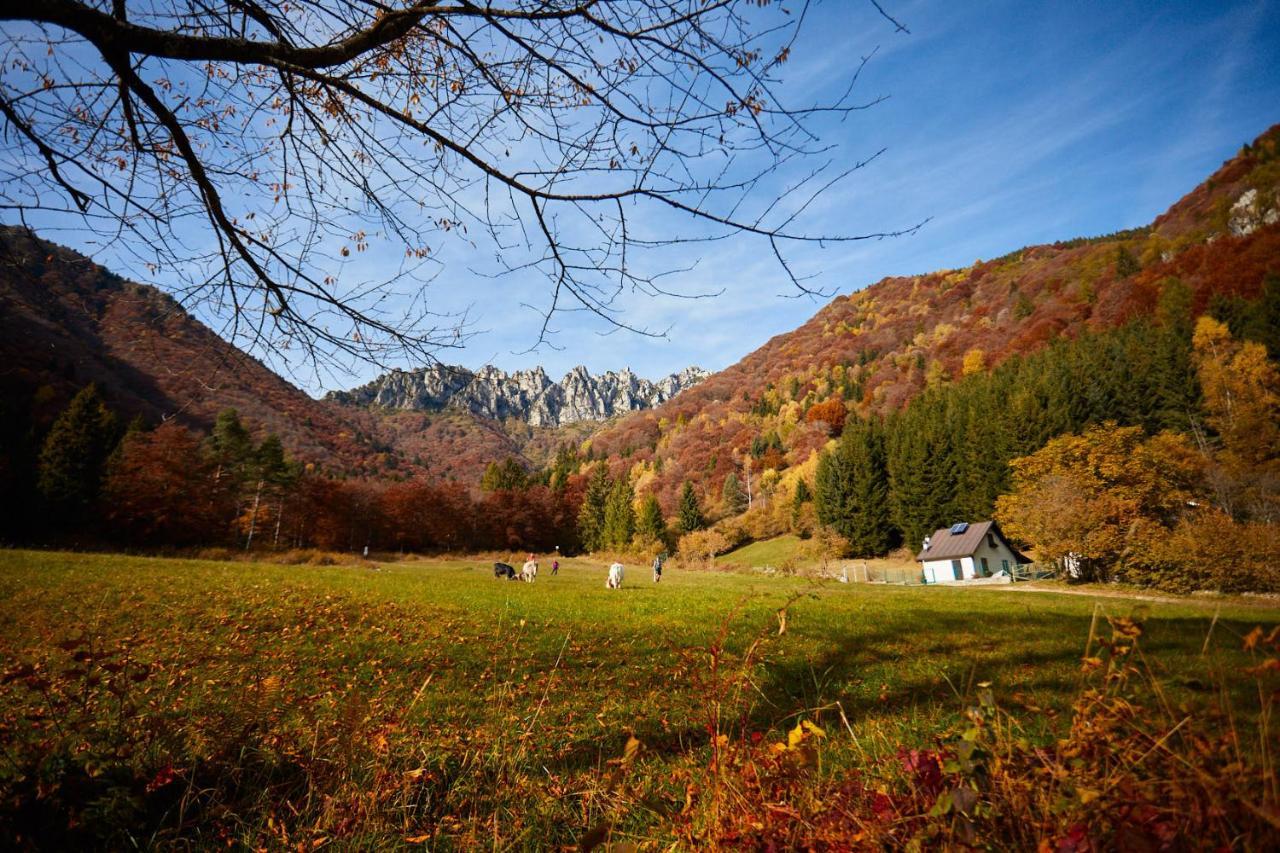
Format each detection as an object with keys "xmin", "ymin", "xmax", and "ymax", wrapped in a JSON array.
[{"xmin": 915, "ymin": 521, "xmax": 1029, "ymax": 584}]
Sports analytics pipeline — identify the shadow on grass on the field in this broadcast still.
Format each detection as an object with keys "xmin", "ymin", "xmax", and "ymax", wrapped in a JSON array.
[{"xmin": 525, "ymin": 605, "xmax": 1269, "ymax": 778}]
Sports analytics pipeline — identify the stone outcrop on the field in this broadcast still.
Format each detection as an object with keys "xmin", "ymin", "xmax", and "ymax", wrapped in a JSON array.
[
  {"xmin": 328, "ymin": 363, "xmax": 708, "ymax": 426},
  {"xmin": 1228, "ymin": 188, "xmax": 1279, "ymax": 237}
]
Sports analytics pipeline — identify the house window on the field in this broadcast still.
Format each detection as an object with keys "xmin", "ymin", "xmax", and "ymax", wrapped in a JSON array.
[
  {"xmin": 987, "ymin": 533, "xmax": 995, "ymax": 548},
  {"xmin": 980, "ymin": 557, "xmax": 990, "ymax": 576},
  {"xmin": 1002, "ymin": 559, "xmax": 1010, "ymax": 572}
]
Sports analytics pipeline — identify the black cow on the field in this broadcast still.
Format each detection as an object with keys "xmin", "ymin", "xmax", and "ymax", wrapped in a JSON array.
[{"xmin": 493, "ymin": 562, "xmax": 516, "ymax": 580}]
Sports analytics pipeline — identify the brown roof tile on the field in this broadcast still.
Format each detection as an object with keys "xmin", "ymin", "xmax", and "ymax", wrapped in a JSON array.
[{"xmin": 914, "ymin": 521, "xmax": 1029, "ymax": 563}]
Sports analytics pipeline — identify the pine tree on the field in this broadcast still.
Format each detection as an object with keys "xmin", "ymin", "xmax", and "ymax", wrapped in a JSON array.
[
  {"xmin": 481, "ymin": 457, "xmax": 529, "ymax": 491},
  {"xmin": 1245, "ymin": 272, "xmax": 1280, "ymax": 359},
  {"xmin": 790, "ymin": 478, "xmax": 813, "ymax": 534},
  {"xmin": 576, "ymin": 463, "xmax": 610, "ymax": 551},
  {"xmin": 37, "ymin": 384, "xmax": 118, "ymax": 520},
  {"xmin": 243, "ymin": 434, "xmax": 297, "ymax": 549},
  {"xmin": 886, "ymin": 405, "xmax": 955, "ymax": 550},
  {"xmin": 815, "ymin": 417, "xmax": 893, "ymax": 556},
  {"xmin": 721, "ymin": 472, "xmax": 747, "ymax": 516},
  {"xmin": 210, "ymin": 408, "xmax": 253, "ymax": 485},
  {"xmin": 677, "ymin": 480, "xmax": 705, "ymax": 533},
  {"xmin": 602, "ymin": 476, "xmax": 636, "ymax": 548},
  {"xmin": 1146, "ymin": 282, "xmax": 1200, "ymax": 432},
  {"xmin": 1114, "ymin": 245, "xmax": 1140, "ymax": 278},
  {"xmin": 548, "ymin": 444, "xmax": 579, "ymax": 490},
  {"xmin": 636, "ymin": 493, "xmax": 666, "ymax": 543}
]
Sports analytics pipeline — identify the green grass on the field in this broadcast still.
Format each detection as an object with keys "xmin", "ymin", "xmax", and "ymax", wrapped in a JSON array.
[
  {"xmin": 718, "ymin": 534, "xmax": 808, "ymax": 569},
  {"xmin": 1, "ymin": 549, "xmax": 1276, "ymax": 848},
  {"xmin": 719, "ymin": 535, "xmax": 922, "ymax": 581}
]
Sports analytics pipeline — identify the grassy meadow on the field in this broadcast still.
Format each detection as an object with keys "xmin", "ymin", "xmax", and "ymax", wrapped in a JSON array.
[{"xmin": 1, "ymin": 549, "xmax": 1278, "ymax": 849}]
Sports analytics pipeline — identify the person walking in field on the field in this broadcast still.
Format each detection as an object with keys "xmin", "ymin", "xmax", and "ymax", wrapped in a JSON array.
[
  {"xmin": 652, "ymin": 553, "xmax": 664, "ymax": 583},
  {"xmin": 552, "ymin": 558, "xmax": 559, "ymax": 575}
]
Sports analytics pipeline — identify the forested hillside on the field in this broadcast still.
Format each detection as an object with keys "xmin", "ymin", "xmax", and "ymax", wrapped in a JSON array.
[
  {"xmin": 579, "ymin": 124, "xmax": 1280, "ymax": 532},
  {"xmin": 0, "ymin": 226, "xmax": 395, "ymax": 473}
]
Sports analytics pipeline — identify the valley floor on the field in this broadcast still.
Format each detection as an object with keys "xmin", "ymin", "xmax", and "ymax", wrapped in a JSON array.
[{"xmin": 1, "ymin": 550, "xmax": 1277, "ymax": 848}]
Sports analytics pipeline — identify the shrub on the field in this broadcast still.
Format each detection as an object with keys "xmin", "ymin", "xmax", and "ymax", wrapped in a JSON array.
[
  {"xmin": 1126, "ymin": 509, "xmax": 1280, "ymax": 593},
  {"xmin": 678, "ymin": 529, "xmax": 732, "ymax": 569}
]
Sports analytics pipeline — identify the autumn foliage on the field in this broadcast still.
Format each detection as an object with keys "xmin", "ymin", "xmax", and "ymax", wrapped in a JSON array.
[
  {"xmin": 103, "ymin": 422, "xmax": 234, "ymax": 546},
  {"xmin": 804, "ymin": 398, "xmax": 847, "ymax": 436},
  {"xmin": 995, "ymin": 425, "xmax": 1201, "ymax": 582}
]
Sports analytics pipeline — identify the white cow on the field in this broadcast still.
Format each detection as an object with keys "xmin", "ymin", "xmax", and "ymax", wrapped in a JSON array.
[
  {"xmin": 521, "ymin": 560, "xmax": 538, "ymax": 583},
  {"xmin": 606, "ymin": 562, "xmax": 624, "ymax": 589}
]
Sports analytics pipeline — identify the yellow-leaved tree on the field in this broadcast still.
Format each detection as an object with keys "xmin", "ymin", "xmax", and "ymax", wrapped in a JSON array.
[
  {"xmin": 1192, "ymin": 316, "xmax": 1280, "ymax": 521},
  {"xmin": 961, "ymin": 348, "xmax": 986, "ymax": 377},
  {"xmin": 995, "ymin": 424, "xmax": 1201, "ymax": 582}
]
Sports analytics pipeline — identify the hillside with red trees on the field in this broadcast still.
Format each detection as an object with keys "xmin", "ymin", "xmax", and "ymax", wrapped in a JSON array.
[
  {"xmin": 0, "ymin": 226, "xmax": 402, "ymax": 475},
  {"xmin": 0, "ymin": 226, "xmax": 614, "ymax": 488},
  {"xmin": 581, "ymin": 123, "xmax": 1280, "ymax": 516}
]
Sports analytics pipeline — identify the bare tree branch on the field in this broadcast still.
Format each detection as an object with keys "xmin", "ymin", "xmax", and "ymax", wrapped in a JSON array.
[{"xmin": 0, "ymin": 0, "xmax": 911, "ymax": 372}]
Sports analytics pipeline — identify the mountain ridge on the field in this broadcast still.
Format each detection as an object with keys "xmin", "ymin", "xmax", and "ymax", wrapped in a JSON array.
[{"xmin": 328, "ymin": 363, "xmax": 709, "ymax": 426}]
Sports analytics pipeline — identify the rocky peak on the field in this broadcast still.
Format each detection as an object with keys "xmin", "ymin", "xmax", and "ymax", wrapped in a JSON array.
[{"xmin": 327, "ymin": 363, "xmax": 709, "ymax": 427}]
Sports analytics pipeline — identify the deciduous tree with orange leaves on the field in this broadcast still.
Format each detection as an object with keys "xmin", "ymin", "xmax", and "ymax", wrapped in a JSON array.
[
  {"xmin": 804, "ymin": 398, "xmax": 848, "ymax": 437},
  {"xmin": 102, "ymin": 421, "xmax": 233, "ymax": 545},
  {"xmin": 995, "ymin": 423, "xmax": 1201, "ymax": 582}
]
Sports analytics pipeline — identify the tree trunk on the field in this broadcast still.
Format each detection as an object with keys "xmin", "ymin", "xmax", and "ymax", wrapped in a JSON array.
[
  {"xmin": 244, "ymin": 478, "xmax": 263, "ymax": 550},
  {"xmin": 273, "ymin": 498, "xmax": 283, "ymax": 547}
]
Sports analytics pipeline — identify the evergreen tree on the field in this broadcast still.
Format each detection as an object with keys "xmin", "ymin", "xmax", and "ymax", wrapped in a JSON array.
[
  {"xmin": 815, "ymin": 417, "xmax": 893, "ymax": 556},
  {"xmin": 676, "ymin": 480, "xmax": 705, "ymax": 534},
  {"xmin": 721, "ymin": 472, "xmax": 747, "ymax": 515},
  {"xmin": 1114, "ymin": 245, "xmax": 1140, "ymax": 278},
  {"xmin": 1145, "ymin": 280, "xmax": 1201, "ymax": 432},
  {"xmin": 576, "ymin": 463, "xmax": 610, "ymax": 551},
  {"xmin": 1237, "ymin": 271, "xmax": 1280, "ymax": 359},
  {"xmin": 243, "ymin": 434, "xmax": 297, "ymax": 549},
  {"xmin": 636, "ymin": 493, "xmax": 666, "ymax": 543},
  {"xmin": 209, "ymin": 408, "xmax": 253, "ymax": 485},
  {"xmin": 548, "ymin": 444, "xmax": 579, "ymax": 490},
  {"xmin": 481, "ymin": 457, "xmax": 529, "ymax": 491},
  {"xmin": 602, "ymin": 476, "xmax": 636, "ymax": 548},
  {"xmin": 37, "ymin": 384, "xmax": 118, "ymax": 520},
  {"xmin": 886, "ymin": 404, "xmax": 955, "ymax": 550},
  {"xmin": 790, "ymin": 478, "xmax": 813, "ymax": 533}
]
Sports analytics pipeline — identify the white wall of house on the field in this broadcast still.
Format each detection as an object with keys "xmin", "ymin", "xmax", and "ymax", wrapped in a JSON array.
[
  {"xmin": 920, "ymin": 531, "xmax": 1023, "ymax": 583},
  {"xmin": 922, "ymin": 557, "xmax": 973, "ymax": 583},
  {"xmin": 970, "ymin": 533, "xmax": 1021, "ymax": 577}
]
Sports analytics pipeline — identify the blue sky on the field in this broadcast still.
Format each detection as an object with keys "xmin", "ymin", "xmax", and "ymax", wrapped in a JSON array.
[
  {"xmin": 12, "ymin": 0, "xmax": 1280, "ymax": 393},
  {"xmin": 567, "ymin": 0, "xmax": 1280, "ymax": 387}
]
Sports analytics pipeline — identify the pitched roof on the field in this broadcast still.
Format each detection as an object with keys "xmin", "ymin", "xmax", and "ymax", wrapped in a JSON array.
[{"xmin": 914, "ymin": 521, "xmax": 1030, "ymax": 563}]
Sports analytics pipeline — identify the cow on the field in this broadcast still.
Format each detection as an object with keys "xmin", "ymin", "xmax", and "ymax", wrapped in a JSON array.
[
  {"xmin": 493, "ymin": 562, "xmax": 516, "ymax": 580},
  {"xmin": 521, "ymin": 560, "xmax": 538, "ymax": 583},
  {"xmin": 606, "ymin": 562, "xmax": 624, "ymax": 589}
]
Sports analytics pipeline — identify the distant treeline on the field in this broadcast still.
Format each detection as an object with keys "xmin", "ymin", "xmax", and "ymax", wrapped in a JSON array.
[{"xmin": 0, "ymin": 395, "xmax": 585, "ymax": 555}]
